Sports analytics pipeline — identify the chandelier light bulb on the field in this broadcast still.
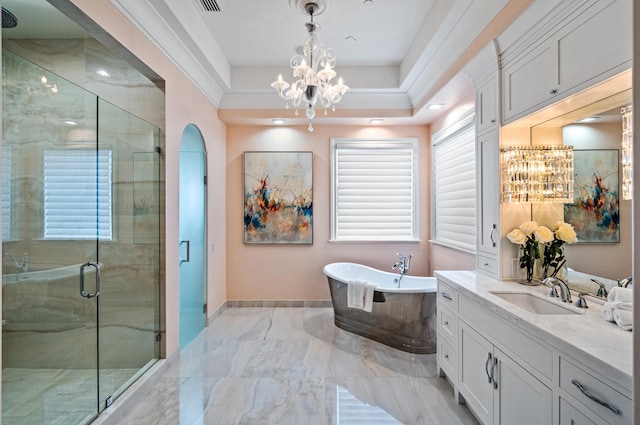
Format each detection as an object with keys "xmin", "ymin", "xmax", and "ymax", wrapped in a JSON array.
[{"xmin": 271, "ymin": 0, "xmax": 349, "ymax": 132}]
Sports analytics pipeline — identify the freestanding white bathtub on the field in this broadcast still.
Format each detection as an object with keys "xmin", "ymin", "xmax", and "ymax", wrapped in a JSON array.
[{"xmin": 322, "ymin": 262, "xmax": 437, "ymax": 354}]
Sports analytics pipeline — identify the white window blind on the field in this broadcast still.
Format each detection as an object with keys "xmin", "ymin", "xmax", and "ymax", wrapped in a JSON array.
[
  {"xmin": 331, "ymin": 138, "xmax": 419, "ymax": 242},
  {"xmin": 44, "ymin": 149, "xmax": 113, "ymax": 240},
  {"xmin": 432, "ymin": 122, "xmax": 476, "ymax": 252},
  {"xmin": 2, "ymin": 145, "xmax": 12, "ymax": 240}
]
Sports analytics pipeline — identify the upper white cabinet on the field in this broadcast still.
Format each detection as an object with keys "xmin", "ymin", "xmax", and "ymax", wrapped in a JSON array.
[
  {"xmin": 476, "ymin": 76, "xmax": 498, "ymax": 133},
  {"xmin": 502, "ymin": 0, "xmax": 631, "ymax": 124}
]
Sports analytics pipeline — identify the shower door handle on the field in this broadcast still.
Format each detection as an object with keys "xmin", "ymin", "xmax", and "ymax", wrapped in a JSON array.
[
  {"xmin": 180, "ymin": 240, "xmax": 190, "ymax": 264},
  {"xmin": 80, "ymin": 261, "xmax": 101, "ymax": 298}
]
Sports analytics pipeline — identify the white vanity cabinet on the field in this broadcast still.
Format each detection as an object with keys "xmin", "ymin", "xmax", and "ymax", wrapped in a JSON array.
[
  {"xmin": 558, "ymin": 357, "xmax": 632, "ymax": 425},
  {"xmin": 435, "ymin": 271, "xmax": 633, "ymax": 425},
  {"xmin": 437, "ymin": 276, "xmax": 553, "ymax": 425},
  {"xmin": 459, "ymin": 321, "xmax": 552, "ymax": 425},
  {"xmin": 437, "ymin": 281, "xmax": 459, "ymax": 391},
  {"xmin": 502, "ymin": 0, "xmax": 631, "ymax": 124}
]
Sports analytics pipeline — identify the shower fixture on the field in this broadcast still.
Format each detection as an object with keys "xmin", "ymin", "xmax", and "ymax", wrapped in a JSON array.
[{"xmin": 2, "ymin": 7, "xmax": 17, "ymax": 29}]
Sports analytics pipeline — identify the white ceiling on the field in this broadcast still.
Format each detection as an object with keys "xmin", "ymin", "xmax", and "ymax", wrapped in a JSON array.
[{"xmin": 3, "ymin": 0, "xmax": 536, "ymax": 127}]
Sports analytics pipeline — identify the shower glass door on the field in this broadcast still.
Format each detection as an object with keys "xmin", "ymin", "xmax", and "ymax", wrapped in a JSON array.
[
  {"xmin": 95, "ymin": 99, "xmax": 161, "ymax": 409},
  {"xmin": 2, "ymin": 49, "xmax": 101, "ymax": 424},
  {"xmin": 2, "ymin": 49, "xmax": 161, "ymax": 424}
]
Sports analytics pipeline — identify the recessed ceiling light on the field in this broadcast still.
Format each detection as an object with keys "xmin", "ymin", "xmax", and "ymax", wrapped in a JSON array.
[
  {"xmin": 96, "ymin": 69, "xmax": 110, "ymax": 77},
  {"xmin": 577, "ymin": 116, "xmax": 598, "ymax": 123},
  {"xmin": 63, "ymin": 120, "xmax": 78, "ymax": 126},
  {"xmin": 426, "ymin": 104, "xmax": 444, "ymax": 110},
  {"xmin": 369, "ymin": 119, "xmax": 384, "ymax": 125},
  {"xmin": 272, "ymin": 118, "xmax": 285, "ymax": 125}
]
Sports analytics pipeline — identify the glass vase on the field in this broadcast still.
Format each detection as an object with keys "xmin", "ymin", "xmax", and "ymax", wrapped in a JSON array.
[
  {"xmin": 517, "ymin": 246, "xmax": 542, "ymax": 286},
  {"xmin": 543, "ymin": 245, "xmax": 568, "ymax": 280}
]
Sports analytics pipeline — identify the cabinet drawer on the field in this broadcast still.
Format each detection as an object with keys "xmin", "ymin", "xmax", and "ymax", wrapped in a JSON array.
[
  {"xmin": 437, "ymin": 281, "xmax": 458, "ymax": 312},
  {"xmin": 459, "ymin": 295, "xmax": 553, "ymax": 381},
  {"xmin": 438, "ymin": 304, "xmax": 457, "ymax": 342},
  {"xmin": 438, "ymin": 337, "xmax": 457, "ymax": 382},
  {"xmin": 559, "ymin": 397, "xmax": 597, "ymax": 425},
  {"xmin": 477, "ymin": 255, "xmax": 497, "ymax": 274},
  {"xmin": 560, "ymin": 358, "xmax": 632, "ymax": 425}
]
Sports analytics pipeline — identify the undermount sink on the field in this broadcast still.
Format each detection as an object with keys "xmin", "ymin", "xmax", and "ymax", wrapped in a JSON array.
[{"xmin": 490, "ymin": 291, "xmax": 581, "ymax": 315}]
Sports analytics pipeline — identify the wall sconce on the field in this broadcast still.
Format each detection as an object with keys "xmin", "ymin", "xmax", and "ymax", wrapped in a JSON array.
[
  {"xmin": 621, "ymin": 105, "xmax": 632, "ymax": 200},
  {"xmin": 500, "ymin": 146, "xmax": 574, "ymax": 203}
]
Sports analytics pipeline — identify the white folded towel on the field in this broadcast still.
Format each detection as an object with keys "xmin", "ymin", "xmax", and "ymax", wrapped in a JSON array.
[
  {"xmin": 602, "ymin": 302, "xmax": 615, "ymax": 322},
  {"xmin": 607, "ymin": 287, "xmax": 633, "ymax": 303},
  {"xmin": 613, "ymin": 308, "xmax": 633, "ymax": 331},
  {"xmin": 347, "ymin": 279, "xmax": 375, "ymax": 312}
]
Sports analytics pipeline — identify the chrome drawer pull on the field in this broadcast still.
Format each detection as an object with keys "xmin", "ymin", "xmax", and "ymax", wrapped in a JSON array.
[
  {"xmin": 485, "ymin": 352, "xmax": 493, "ymax": 384},
  {"xmin": 441, "ymin": 292, "xmax": 452, "ymax": 301},
  {"xmin": 571, "ymin": 379, "xmax": 621, "ymax": 415}
]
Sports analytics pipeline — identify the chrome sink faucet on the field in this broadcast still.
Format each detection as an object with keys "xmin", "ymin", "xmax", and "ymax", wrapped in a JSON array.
[
  {"xmin": 543, "ymin": 277, "xmax": 572, "ymax": 303},
  {"xmin": 590, "ymin": 278, "xmax": 608, "ymax": 298},
  {"xmin": 617, "ymin": 276, "xmax": 633, "ymax": 288},
  {"xmin": 392, "ymin": 252, "xmax": 412, "ymax": 286}
]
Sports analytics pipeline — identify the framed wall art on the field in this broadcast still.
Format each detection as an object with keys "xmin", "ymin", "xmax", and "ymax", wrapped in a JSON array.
[
  {"xmin": 564, "ymin": 149, "xmax": 620, "ymax": 243},
  {"xmin": 243, "ymin": 151, "xmax": 313, "ymax": 244}
]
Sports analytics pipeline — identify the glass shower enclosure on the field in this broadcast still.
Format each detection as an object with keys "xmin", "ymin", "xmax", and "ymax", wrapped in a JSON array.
[{"xmin": 2, "ymin": 49, "xmax": 161, "ymax": 424}]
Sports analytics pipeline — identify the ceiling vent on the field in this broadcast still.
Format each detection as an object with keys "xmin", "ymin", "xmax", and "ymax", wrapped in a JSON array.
[{"xmin": 199, "ymin": 0, "xmax": 221, "ymax": 12}]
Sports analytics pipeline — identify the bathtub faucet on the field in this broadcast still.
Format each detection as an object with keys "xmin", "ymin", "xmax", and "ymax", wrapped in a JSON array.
[{"xmin": 392, "ymin": 253, "xmax": 412, "ymax": 286}]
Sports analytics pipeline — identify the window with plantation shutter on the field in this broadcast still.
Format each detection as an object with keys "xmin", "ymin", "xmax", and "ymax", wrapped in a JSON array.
[
  {"xmin": 431, "ymin": 114, "xmax": 476, "ymax": 253},
  {"xmin": 44, "ymin": 149, "xmax": 113, "ymax": 240},
  {"xmin": 330, "ymin": 138, "xmax": 419, "ymax": 242}
]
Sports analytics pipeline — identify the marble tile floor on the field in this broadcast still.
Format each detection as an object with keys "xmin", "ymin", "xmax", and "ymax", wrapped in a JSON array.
[
  {"xmin": 2, "ymin": 367, "xmax": 138, "ymax": 425},
  {"xmin": 117, "ymin": 307, "xmax": 479, "ymax": 425}
]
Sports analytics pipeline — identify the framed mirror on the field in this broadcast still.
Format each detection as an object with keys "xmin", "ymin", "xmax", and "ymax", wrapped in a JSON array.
[{"xmin": 530, "ymin": 82, "xmax": 632, "ymax": 298}]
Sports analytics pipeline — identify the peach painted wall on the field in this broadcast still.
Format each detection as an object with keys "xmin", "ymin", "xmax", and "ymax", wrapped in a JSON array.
[
  {"xmin": 227, "ymin": 125, "xmax": 432, "ymax": 300},
  {"xmin": 70, "ymin": 0, "xmax": 228, "ymax": 357}
]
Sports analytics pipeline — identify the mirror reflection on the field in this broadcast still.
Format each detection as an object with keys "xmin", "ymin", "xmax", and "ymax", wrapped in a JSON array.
[{"xmin": 531, "ymin": 86, "xmax": 632, "ymax": 298}]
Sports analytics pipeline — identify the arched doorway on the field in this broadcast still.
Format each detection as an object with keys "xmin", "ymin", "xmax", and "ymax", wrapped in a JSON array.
[{"xmin": 179, "ymin": 124, "xmax": 207, "ymax": 349}]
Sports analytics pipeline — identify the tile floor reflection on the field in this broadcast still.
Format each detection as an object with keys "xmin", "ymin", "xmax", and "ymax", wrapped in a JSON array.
[{"xmin": 118, "ymin": 308, "xmax": 479, "ymax": 425}]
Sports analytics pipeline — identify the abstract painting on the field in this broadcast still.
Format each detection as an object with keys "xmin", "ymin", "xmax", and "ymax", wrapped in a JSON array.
[
  {"xmin": 244, "ymin": 151, "xmax": 313, "ymax": 244},
  {"xmin": 564, "ymin": 149, "xmax": 619, "ymax": 243}
]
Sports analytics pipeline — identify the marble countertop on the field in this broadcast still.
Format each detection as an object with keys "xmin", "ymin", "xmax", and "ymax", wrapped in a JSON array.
[{"xmin": 434, "ymin": 270, "xmax": 633, "ymax": 394}]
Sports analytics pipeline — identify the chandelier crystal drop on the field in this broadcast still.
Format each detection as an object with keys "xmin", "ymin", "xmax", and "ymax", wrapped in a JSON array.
[{"xmin": 271, "ymin": 0, "xmax": 349, "ymax": 132}]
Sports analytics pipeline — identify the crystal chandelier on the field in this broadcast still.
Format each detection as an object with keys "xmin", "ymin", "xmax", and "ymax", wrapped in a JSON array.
[
  {"xmin": 271, "ymin": 0, "xmax": 349, "ymax": 132},
  {"xmin": 500, "ymin": 146, "xmax": 574, "ymax": 203},
  {"xmin": 621, "ymin": 105, "xmax": 633, "ymax": 200}
]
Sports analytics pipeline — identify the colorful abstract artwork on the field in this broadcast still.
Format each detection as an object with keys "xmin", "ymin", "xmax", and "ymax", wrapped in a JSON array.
[
  {"xmin": 564, "ymin": 149, "xmax": 619, "ymax": 243},
  {"xmin": 244, "ymin": 151, "xmax": 313, "ymax": 244}
]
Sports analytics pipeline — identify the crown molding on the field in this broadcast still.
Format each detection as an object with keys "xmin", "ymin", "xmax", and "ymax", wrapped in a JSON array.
[{"xmin": 110, "ymin": 0, "xmax": 229, "ymax": 106}]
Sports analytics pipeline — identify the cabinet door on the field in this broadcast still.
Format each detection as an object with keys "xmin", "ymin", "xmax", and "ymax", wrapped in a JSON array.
[
  {"xmin": 495, "ymin": 348, "xmax": 553, "ymax": 425},
  {"xmin": 476, "ymin": 76, "xmax": 497, "ymax": 133},
  {"xmin": 477, "ymin": 131, "xmax": 499, "ymax": 258},
  {"xmin": 559, "ymin": 397, "xmax": 598, "ymax": 425},
  {"xmin": 459, "ymin": 321, "xmax": 494, "ymax": 424},
  {"xmin": 502, "ymin": 40, "xmax": 558, "ymax": 122},
  {"xmin": 557, "ymin": 0, "xmax": 631, "ymax": 94}
]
